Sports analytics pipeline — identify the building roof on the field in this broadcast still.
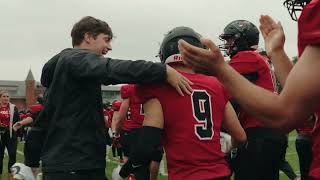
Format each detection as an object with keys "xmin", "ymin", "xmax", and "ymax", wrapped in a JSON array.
[
  {"xmin": 0, "ymin": 78, "xmax": 120, "ymax": 98},
  {"xmin": 0, "ymin": 80, "xmax": 26, "ymax": 98},
  {"xmin": 25, "ymin": 69, "xmax": 35, "ymax": 81}
]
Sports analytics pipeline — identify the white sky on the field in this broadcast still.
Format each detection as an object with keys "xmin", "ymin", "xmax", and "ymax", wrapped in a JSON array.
[{"xmin": 0, "ymin": 0, "xmax": 298, "ymax": 81}]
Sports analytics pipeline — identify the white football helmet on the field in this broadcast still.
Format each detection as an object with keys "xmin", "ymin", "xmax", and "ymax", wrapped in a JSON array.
[{"xmin": 10, "ymin": 163, "xmax": 36, "ymax": 180}]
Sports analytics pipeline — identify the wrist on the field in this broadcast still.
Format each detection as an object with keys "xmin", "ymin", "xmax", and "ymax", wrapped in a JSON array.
[
  {"xmin": 268, "ymin": 48, "xmax": 285, "ymax": 60},
  {"xmin": 215, "ymin": 61, "xmax": 229, "ymax": 81}
]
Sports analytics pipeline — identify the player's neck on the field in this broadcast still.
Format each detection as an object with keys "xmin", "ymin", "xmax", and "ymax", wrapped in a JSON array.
[{"xmin": 169, "ymin": 64, "xmax": 195, "ymax": 74}]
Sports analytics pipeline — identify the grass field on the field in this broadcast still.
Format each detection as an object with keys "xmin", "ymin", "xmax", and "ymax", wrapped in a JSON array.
[{"xmin": 1, "ymin": 131, "xmax": 300, "ymax": 180}]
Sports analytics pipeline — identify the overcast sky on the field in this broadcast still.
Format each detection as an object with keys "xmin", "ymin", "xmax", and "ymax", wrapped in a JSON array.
[{"xmin": 1, "ymin": 0, "xmax": 298, "ymax": 81}]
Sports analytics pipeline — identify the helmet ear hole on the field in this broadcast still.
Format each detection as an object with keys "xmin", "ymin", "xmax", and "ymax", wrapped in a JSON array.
[{"xmin": 235, "ymin": 33, "xmax": 241, "ymax": 38}]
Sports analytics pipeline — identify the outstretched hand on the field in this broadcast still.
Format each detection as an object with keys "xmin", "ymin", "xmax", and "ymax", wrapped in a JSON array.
[
  {"xmin": 178, "ymin": 38, "xmax": 226, "ymax": 76},
  {"xmin": 259, "ymin": 15, "xmax": 285, "ymax": 58}
]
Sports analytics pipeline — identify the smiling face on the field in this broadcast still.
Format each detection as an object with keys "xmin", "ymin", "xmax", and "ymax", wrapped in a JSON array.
[
  {"xmin": 0, "ymin": 92, "xmax": 9, "ymax": 106},
  {"xmin": 85, "ymin": 33, "xmax": 112, "ymax": 55},
  {"xmin": 71, "ymin": 16, "xmax": 113, "ymax": 55}
]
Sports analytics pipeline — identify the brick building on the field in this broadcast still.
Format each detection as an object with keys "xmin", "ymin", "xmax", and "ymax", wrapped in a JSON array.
[{"xmin": 0, "ymin": 70, "xmax": 121, "ymax": 111}]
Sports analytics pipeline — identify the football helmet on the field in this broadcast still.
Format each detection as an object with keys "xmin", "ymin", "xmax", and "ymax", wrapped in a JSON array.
[
  {"xmin": 219, "ymin": 20, "xmax": 259, "ymax": 57},
  {"xmin": 159, "ymin": 26, "xmax": 204, "ymax": 64},
  {"xmin": 283, "ymin": 0, "xmax": 311, "ymax": 21},
  {"xmin": 10, "ymin": 163, "xmax": 36, "ymax": 180}
]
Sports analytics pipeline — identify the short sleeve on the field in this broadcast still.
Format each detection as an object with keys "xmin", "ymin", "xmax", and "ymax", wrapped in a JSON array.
[
  {"xmin": 135, "ymin": 84, "xmax": 157, "ymax": 104},
  {"xmin": 112, "ymin": 101, "xmax": 122, "ymax": 111},
  {"xmin": 120, "ymin": 85, "xmax": 132, "ymax": 99}
]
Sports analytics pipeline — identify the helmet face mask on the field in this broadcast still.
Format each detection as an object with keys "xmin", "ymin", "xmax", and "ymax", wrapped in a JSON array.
[
  {"xmin": 219, "ymin": 20, "xmax": 259, "ymax": 57},
  {"xmin": 219, "ymin": 34, "xmax": 238, "ymax": 56},
  {"xmin": 283, "ymin": 0, "xmax": 311, "ymax": 21}
]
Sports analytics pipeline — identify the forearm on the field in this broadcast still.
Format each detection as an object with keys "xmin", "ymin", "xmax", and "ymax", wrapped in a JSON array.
[
  {"xmin": 111, "ymin": 112, "xmax": 121, "ymax": 134},
  {"xmin": 20, "ymin": 117, "xmax": 33, "ymax": 126},
  {"xmin": 113, "ymin": 119, "xmax": 122, "ymax": 134},
  {"xmin": 217, "ymin": 64, "xmax": 289, "ymax": 129},
  {"xmin": 105, "ymin": 59, "xmax": 167, "ymax": 85},
  {"xmin": 270, "ymin": 49, "xmax": 293, "ymax": 86}
]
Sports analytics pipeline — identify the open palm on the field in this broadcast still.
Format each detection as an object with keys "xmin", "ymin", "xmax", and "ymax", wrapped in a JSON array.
[{"xmin": 259, "ymin": 15, "xmax": 285, "ymax": 57}]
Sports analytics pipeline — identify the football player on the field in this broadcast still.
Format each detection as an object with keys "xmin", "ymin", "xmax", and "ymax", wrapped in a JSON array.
[
  {"xmin": 115, "ymin": 84, "xmax": 162, "ymax": 180},
  {"xmin": 129, "ymin": 26, "xmax": 247, "ymax": 180},
  {"xmin": 218, "ymin": 20, "xmax": 287, "ymax": 180},
  {"xmin": 110, "ymin": 100, "xmax": 124, "ymax": 162}
]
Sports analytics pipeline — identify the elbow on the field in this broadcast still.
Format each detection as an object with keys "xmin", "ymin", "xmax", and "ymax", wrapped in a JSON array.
[
  {"xmin": 266, "ymin": 109, "xmax": 297, "ymax": 133},
  {"xmin": 232, "ymin": 130, "xmax": 247, "ymax": 147},
  {"xmin": 239, "ymin": 132, "xmax": 247, "ymax": 144},
  {"xmin": 236, "ymin": 131, "xmax": 247, "ymax": 145}
]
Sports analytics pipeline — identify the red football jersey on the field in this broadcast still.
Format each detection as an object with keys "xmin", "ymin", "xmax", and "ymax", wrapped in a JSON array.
[
  {"xmin": 0, "ymin": 105, "xmax": 10, "ymax": 128},
  {"xmin": 229, "ymin": 51, "xmax": 276, "ymax": 129},
  {"xmin": 120, "ymin": 85, "xmax": 144, "ymax": 131},
  {"xmin": 298, "ymin": 0, "xmax": 320, "ymax": 56},
  {"xmin": 30, "ymin": 104, "xmax": 43, "ymax": 114},
  {"xmin": 106, "ymin": 110, "xmax": 112, "ymax": 128},
  {"xmin": 112, "ymin": 100, "xmax": 122, "ymax": 111},
  {"xmin": 298, "ymin": 1, "xmax": 320, "ymax": 178},
  {"xmin": 137, "ymin": 72, "xmax": 231, "ymax": 180},
  {"xmin": 25, "ymin": 112, "xmax": 32, "ymax": 118},
  {"xmin": 103, "ymin": 109, "xmax": 109, "ymax": 127},
  {"xmin": 19, "ymin": 113, "xmax": 26, "ymax": 120},
  {"xmin": 121, "ymin": 84, "xmax": 144, "ymax": 129},
  {"xmin": 111, "ymin": 100, "xmax": 131, "ymax": 132},
  {"xmin": 296, "ymin": 113, "xmax": 316, "ymax": 136}
]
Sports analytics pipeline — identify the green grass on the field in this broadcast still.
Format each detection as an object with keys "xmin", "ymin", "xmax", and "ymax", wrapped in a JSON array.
[
  {"xmin": 1, "ymin": 131, "xmax": 300, "ymax": 180},
  {"xmin": 106, "ymin": 131, "xmax": 300, "ymax": 180}
]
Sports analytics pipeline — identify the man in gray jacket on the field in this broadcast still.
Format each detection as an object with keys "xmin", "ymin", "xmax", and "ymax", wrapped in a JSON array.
[{"xmin": 24, "ymin": 16, "xmax": 192, "ymax": 180}]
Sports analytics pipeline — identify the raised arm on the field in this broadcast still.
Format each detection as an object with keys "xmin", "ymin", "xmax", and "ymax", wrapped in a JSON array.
[
  {"xmin": 179, "ymin": 37, "xmax": 320, "ymax": 132},
  {"xmin": 259, "ymin": 15, "xmax": 293, "ymax": 86}
]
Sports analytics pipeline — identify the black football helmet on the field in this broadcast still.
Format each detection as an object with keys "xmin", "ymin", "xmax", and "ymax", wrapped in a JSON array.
[
  {"xmin": 283, "ymin": 0, "xmax": 311, "ymax": 21},
  {"xmin": 219, "ymin": 20, "xmax": 259, "ymax": 57},
  {"xmin": 159, "ymin": 26, "xmax": 204, "ymax": 64}
]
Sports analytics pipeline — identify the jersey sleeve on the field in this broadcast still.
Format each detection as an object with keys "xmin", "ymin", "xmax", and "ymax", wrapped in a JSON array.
[
  {"xmin": 30, "ymin": 104, "xmax": 43, "ymax": 120},
  {"xmin": 135, "ymin": 84, "xmax": 157, "ymax": 104},
  {"xmin": 298, "ymin": 1, "xmax": 320, "ymax": 47},
  {"xmin": 120, "ymin": 85, "xmax": 132, "ymax": 99},
  {"xmin": 229, "ymin": 55, "xmax": 260, "ymax": 74},
  {"xmin": 112, "ymin": 101, "xmax": 122, "ymax": 111},
  {"xmin": 30, "ymin": 104, "xmax": 43, "ymax": 114}
]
